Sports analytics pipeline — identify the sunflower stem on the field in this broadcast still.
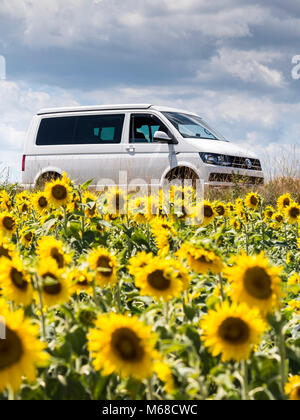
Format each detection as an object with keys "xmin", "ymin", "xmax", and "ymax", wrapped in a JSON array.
[
  {"xmin": 241, "ymin": 360, "xmax": 249, "ymax": 400},
  {"xmin": 92, "ymin": 279, "xmax": 99, "ymax": 306},
  {"xmin": 218, "ymin": 274, "xmax": 225, "ymax": 301},
  {"xmin": 63, "ymin": 206, "xmax": 68, "ymax": 237},
  {"xmin": 245, "ymin": 225, "xmax": 249, "ymax": 255},
  {"xmin": 35, "ymin": 274, "xmax": 46, "ymax": 341},
  {"xmin": 115, "ymin": 282, "xmax": 122, "ymax": 313},
  {"xmin": 147, "ymin": 378, "xmax": 154, "ymax": 400},
  {"xmin": 278, "ymin": 326, "xmax": 287, "ymax": 396},
  {"xmin": 164, "ymin": 301, "xmax": 169, "ymax": 324},
  {"xmin": 7, "ymin": 387, "xmax": 15, "ymax": 401}
]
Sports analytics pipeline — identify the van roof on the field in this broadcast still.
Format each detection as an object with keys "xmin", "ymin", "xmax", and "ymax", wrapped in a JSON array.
[{"xmin": 37, "ymin": 104, "xmax": 199, "ymax": 117}]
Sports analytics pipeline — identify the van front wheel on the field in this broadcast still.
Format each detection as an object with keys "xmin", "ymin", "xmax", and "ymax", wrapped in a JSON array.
[{"xmin": 163, "ymin": 167, "xmax": 199, "ymax": 189}]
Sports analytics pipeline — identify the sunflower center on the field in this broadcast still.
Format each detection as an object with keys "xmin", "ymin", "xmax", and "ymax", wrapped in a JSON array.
[
  {"xmin": 3, "ymin": 216, "xmax": 15, "ymax": 231},
  {"xmin": 289, "ymin": 207, "xmax": 300, "ymax": 218},
  {"xmin": 111, "ymin": 327, "xmax": 144, "ymax": 362},
  {"xmin": 250, "ymin": 196, "xmax": 258, "ymax": 206},
  {"xmin": 216, "ymin": 206, "xmax": 225, "ymax": 216},
  {"xmin": 243, "ymin": 267, "xmax": 272, "ymax": 300},
  {"xmin": 276, "ymin": 215, "xmax": 283, "ymax": 223},
  {"xmin": 21, "ymin": 203, "xmax": 28, "ymax": 213},
  {"xmin": 204, "ymin": 205, "xmax": 213, "ymax": 218},
  {"xmin": 0, "ymin": 246, "xmax": 11, "ymax": 260},
  {"xmin": 193, "ymin": 255, "xmax": 209, "ymax": 264},
  {"xmin": 52, "ymin": 185, "xmax": 67, "ymax": 200},
  {"xmin": 0, "ymin": 326, "xmax": 23, "ymax": 371},
  {"xmin": 25, "ymin": 232, "xmax": 33, "ymax": 242},
  {"xmin": 10, "ymin": 267, "xmax": 28, "ymax": 291},
  {"xmin": 218, "ymin": 317, "xmax": 250, "ymax": 345},
  {"xmin": 43, "ymin": 279, "xmax": 62, "ymax": 295},
  {"xmin": 283, "ymin": 198, "xmax": 290, "ymax": 207},
  {"xmin": 78, "ymin": 277, "xmax": 89, "ymax": 286},
  {"xmin": 50, "ymin": 247, "xmax": 64, "ymax": 268},
  {"xmin": 97, "ymin": 256, "xmax": 113, "ymax": 277},
  {"xmin": 38, "ymin": 196, "xmax": 48, "ymax": 208},
  {"xmin": 147, "ymin": 269, "xmax": 171, "ymax": 291}
]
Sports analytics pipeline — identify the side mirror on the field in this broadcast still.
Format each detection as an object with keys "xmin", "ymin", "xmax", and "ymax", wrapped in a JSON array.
[{"xmin": 153, "ymin": 131, "xmax": 174, "ymax": 144}]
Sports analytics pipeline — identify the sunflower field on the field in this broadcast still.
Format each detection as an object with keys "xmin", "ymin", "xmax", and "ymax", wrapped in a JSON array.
[{"xmin": 0, "ymin": 174, "xmax": 299, "ymax": 401}]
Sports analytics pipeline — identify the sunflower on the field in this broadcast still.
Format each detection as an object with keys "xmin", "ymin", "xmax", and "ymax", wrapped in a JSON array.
[
  {"xmin": 128, "ymin": 195, "xmax": 148, "ymax": 223},
  {"xmin": 264, "ymin": 206, "xmax": 275, "ymax": 220},
  {"xmin": 177, "ymin": 244, "xmax": 223, "ymax": 275},
  {"xmin": 89, "ymin": 248, "xmax": 118, "ymax": 287},
  {"xmin": 244, "ymin": 192, "xmax": 260, "ymax": 210},
  {"xmin": 0, "ymin": 257, "xmax": 33, "ymax": 306},
  {"xmin": 0, "ymin": 306, "xmax": 49, "ymax": 392},
  {"xmin": 37, "ymin": 236, "xmax": 71, "ymax": 269},
  {"xmin": 87, "ymin": 313, "xmax": 158, "ymax": 380},
  {"xmin": 128, "ymin": 251, "xmax": 154, "ymax": 277},
  {"xmin": 201, "ymin": 201, "xmax": 216, "ymax": 226},
  {"xmin": 230, "ymin": 218, "xmax": 242, "ymax": 231},
  {"xmin": 226, "ymin": 202, "xmax": 235, "ymax": 214},
  {"xmin": 15, "ymin": 191, "xmax": 30, "ymax": 203},
  {"xmin": 82, "ymin": 191, "xmax": 99, "ymax": 219},
  {"xmin": 214, "ymin": 201, "xmax": 227, "ymax": 218},
  {"xmin": 272, "ymin": 212, "xmax": 284, "ymax": 225},
  {"xmin": 285, "ymin": 202, "xmax": 300, "ymax": 224},
  {"xmin": 17, "ymin": 200, "xmax": 31, "ymax": 216},
  {"xmin": 235, "ymin": 202, "xmax": 247, "ymax": 222},
  {"xmin": 287, "ymin": 300, "xmax": 300, "ymax": 314},
  {"xmin": 19, "ymin": 227, "xmax": 35, "ymax": 247},
  {"xmin": 105, "ymin": 187, "xmax": 127, "ymax": 216},
  {"xmin": 200, "ymin": 301, "xmax": 266, "ymax": 362},
  {"xmin": 150, "ymin": 217, "xmax": 176, "ymax": 255},
  {"xmin": 68, "ymin": 268, "xmax": 94, "ymax": 295},
  {"xmin": 168, "ymin": 258, "xmax": 191, "ymax": 291},
  {"xmin": 32, "ymin": 191, "xmax": 50, "ymax": 215},
  {"xmin": 0, "ymin": 212, "xmax": 18, "ymax": 237},
  {"xmin": 154, "ymin": 361, "xmax": 175, "ymax": 394},
  {"xmin": 38, "ymin": 258, "xmax": 70, "ymax": 308},
  {"xmin": 0, "ymin": 235, "xmax": 15, "ymax": 260},
  {"xmin": 0, "ymin": 191, "xmax": 12, "ymax": 211},
  {"xmin": 134, "ymin": 257, "xmax": 184, "ymax": 302},
  {"xmin": 288, "ymin": 272, "xmax": 300, "ymax": 285},
  {"xmin": 285, "ymin": 375, "xmax": 300, "ymax": 400},
  {"xmin": 224, "ymin": 252, "xmax": 283, "ymax": 314},
  {"xmin": 44, "ymin": 174, "xmax": 72, "ymax": 208},
  {"xmin": 277, "ymin": 193, "xmax": 292, "ymax": 212}
]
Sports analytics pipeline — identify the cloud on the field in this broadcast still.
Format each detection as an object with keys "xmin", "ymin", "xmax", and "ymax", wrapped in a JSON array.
[
  {"xmin": 209, "ymin": 49, "xmax": 286, "ymax": 88},
  {"xmin": 0, "ymin": 80, "xmax": 79, "ymax": 150},
  {"xmin": 0, "ymin": 0, "xmax": 299, "ymax": 182}
]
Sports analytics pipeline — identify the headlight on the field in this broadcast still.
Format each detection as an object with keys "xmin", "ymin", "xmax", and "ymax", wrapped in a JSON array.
[{"xmin": 199, "ymin": 153, "xmax": 230, "ymax": 166}]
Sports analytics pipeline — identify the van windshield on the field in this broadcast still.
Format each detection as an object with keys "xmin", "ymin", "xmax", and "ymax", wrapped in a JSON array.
[{"xmin": 162, "ymin": 112, "xmax": 225, "ymax": 141}]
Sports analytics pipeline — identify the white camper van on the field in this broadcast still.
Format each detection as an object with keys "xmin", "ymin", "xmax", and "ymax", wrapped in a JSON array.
[{"xmin": 21, "ymin": 104, "xmax": 264, "ymax": 189}]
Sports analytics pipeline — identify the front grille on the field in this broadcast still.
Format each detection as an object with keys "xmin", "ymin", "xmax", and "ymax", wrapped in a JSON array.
[
  {"xmin": 209, "ymin": 173, "xmax": 264, "ymax": 185},
  {"xmin": 200, "ymin": 153, "xmax": 262, "ymax": 171}
]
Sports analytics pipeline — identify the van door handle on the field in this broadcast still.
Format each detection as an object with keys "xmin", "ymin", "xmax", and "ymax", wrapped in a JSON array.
[{"xmin": 126, "ymin": 146, "xmax": 135, "ymax": 153}]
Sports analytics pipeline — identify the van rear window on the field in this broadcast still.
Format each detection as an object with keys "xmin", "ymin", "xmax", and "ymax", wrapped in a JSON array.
[{"xmin": 36, "ymin": 114, "xmax": 125, "ymax": 145}]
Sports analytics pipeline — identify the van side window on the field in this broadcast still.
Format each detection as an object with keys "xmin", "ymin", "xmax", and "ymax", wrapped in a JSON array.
[
  {"xmin": 75, "ymin": 115, "xmax": 124, "ymax": 144},
  {"xmin": 129, "ymin": 114, "xmax": 169, "ymax": 143},
  {"xmin": 36, "ymin": 117, "xmax": 77, "ymax": 145},
  {"xmin": 36, "ymin": 114, "xmax": 125, "ymax": 145}
]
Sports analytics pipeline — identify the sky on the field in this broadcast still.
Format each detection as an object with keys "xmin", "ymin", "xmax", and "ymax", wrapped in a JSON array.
[{"xmin": 0, "ymin": 0, "xmax": 299, "ymax": 181}]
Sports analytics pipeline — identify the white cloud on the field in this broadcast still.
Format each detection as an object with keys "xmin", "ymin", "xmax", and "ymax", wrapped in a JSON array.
[
  {"xmin": 0, "ymin": 0, "xmax": 269, "ymax": 48},
  {"xmin": 0, "ymin": 80, "xmax": 78, "ymax": 149},
  {"xmin": 208, "ymin": 48, "xmax": 286, "ymax": 88}
]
